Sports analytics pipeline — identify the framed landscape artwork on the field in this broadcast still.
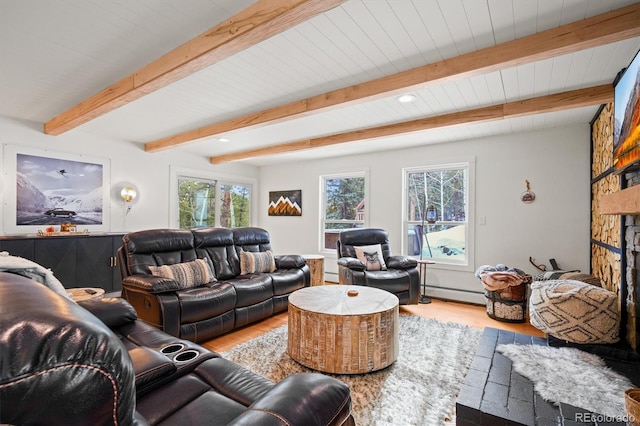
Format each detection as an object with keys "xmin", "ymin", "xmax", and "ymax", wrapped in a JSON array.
[
  {"xmin": 2, "ymin": 144, "xmax": 111, "ymax": 234},
  {"xmin": 268, "ymin": 189, "xmax": 302, "ymax": 216}
]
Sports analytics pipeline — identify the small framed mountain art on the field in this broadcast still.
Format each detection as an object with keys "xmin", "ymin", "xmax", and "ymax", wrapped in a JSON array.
[{"xmin": 268, "ymin": 190, "xmax": 301, "ymax": 216}]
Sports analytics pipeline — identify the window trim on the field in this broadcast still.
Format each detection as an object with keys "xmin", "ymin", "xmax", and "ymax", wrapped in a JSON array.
[
  {"xmin": 169, "ymin": 165, "xmax": 257, "ymax": 229},
  {"xmin": 402, "ymin": 159, "xmax": 475, "ymax": 272},
  {"xmin": 319, "ymin": 170, "xmax": 369, "ymax": 255}
]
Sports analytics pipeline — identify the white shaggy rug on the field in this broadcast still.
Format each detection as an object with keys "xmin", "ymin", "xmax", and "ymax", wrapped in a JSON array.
[
  {"xmin": 221, "ymin": 315, "xmax": 482, "ymax": 426},
  {"xmin": 497, "ymin": 343, "xmax": 634, "ymax": 418}
]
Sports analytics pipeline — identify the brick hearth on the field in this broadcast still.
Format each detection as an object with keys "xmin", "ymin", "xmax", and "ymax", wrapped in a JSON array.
[{"xmin": 456, "ymin": 328, "xmax": 629, "ymax": 426}]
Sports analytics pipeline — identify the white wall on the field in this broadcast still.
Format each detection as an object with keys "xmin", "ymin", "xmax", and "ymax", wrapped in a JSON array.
[
  {"xmin": 0, "ymin": 116, "xmax": 259, "ymax": 234},
  {"xmin": 1, "ymin": 115, "xmax": 591, "ymax": 304},
  {"xmin": 258, "ymin": 125, "xmax": 592, "ymax": 304}
]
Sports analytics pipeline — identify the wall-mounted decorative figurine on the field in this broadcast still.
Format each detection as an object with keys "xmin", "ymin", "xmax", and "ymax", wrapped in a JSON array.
[
  {"xmin": 521, "ymin": 180, "xmax": 535, "ymax": 204},
  {"xmin": 268, "ymin": 190, "xmax": 302, "ymax": 216}
]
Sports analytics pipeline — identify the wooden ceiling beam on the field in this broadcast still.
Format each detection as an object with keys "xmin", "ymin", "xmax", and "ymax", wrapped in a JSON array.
[
  {"xmin": 208, "ymin": 84, "xmax": 612, "ymax": 164},
  {"xmin": 149, "ymin": 3, "xmax": 640, "ymax": 152},
  {"xmin": 43, "ymin": 0, "xmax": 346, "ymax": 136}
]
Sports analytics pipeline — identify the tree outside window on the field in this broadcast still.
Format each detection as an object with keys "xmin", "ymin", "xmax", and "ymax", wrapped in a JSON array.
[
  {"xmin": 322, "ymin": 174, "xmax": 365, "ymax": 250},
  {"xmin": 405, "ymin": 164, "xmax": 468, "ymax": 264},
  {"xmin": 178, "ymin": 177, "xmax": 250, "ymax": 229},
  {"xmin": 179, "ymin": 178, "xmax": 216, "ymax": 229},
  {"xmin": 220, "ymin": 184, "xmax": 250, "ymax": 228}
]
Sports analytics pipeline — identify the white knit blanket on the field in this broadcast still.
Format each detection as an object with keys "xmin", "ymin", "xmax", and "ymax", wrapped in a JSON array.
[
  {"xmin": 0, "ymin": 251, "xmax": 72, "ymax": 299},
  {"xmin": 497, "ymin": 343, "xmax": 633, "ymax": 419}
]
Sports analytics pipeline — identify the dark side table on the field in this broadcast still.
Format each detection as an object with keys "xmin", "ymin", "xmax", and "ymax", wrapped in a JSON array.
[{"xmin": 417, "ymin": 259, "xmax": 435, "ymax": 304}]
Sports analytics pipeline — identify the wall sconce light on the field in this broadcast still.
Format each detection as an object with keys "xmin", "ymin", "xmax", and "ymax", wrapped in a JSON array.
[
  {"xmin": 121, "ymin": 186, "xmax": 137, "ymax": 203},
  {"xmin": 121, "ymin": 186, "xmax": 138, "ymax": 217}
]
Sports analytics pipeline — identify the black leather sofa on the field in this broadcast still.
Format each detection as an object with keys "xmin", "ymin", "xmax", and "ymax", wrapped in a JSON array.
[
  {"xmin": 0, "ymin": 272, "xmax": 354, "ymax": 425},
  {"xmin": 119, "ymin": 227, "xmax": 309, "ymax": 342},
  {"xmin": 337, "ymin": 228, "xmax": 420, "ymax": 304}
]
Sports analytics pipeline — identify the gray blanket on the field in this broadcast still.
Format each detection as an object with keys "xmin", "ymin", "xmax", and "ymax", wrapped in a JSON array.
[{"xmin": 0, "ymin": 251, "xmax": 72, "ymax": 299}]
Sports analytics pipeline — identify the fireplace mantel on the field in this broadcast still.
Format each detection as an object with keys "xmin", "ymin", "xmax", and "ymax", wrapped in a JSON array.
[{"xmin": 599, "ymin": 185, "xmax": 640, "ymax": 215}]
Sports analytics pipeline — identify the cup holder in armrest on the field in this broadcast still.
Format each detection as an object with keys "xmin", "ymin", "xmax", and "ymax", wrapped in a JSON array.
[
  {"xmin": 158, "ymin": 343, "xmax": 209, "ymax": 368},
  {"xmin": 173, "ymin": 349, "xmax": 200, "ymax": 363},
  {"xmin": 160, "ymin": 343, "xmax": 185, "ymax": 355}
]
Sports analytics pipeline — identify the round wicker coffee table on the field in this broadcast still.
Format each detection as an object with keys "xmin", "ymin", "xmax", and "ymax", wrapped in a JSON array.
[{"xmin": 287, "ymin": 285, "xmax": 399, "ymax": 374}]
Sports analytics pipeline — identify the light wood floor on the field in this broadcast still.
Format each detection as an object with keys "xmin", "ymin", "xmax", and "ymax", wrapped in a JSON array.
[{"xmin": 201, "ymin": 296, "xmax": 544, "ymax": 353}]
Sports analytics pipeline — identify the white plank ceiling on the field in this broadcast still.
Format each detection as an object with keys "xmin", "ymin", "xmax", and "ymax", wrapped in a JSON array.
[{"xmin": 1, "ymin": 0, "xmax": 639, "ymax": 166}]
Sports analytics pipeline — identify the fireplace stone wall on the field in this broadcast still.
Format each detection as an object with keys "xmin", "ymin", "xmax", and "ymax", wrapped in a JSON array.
[
  {"xmin": 591, "ymin": 103, "xmax": 638, "ymax": 350},
  {"xmin": 623, "ymin": 172, "xmax": 640, "ymax": 349}
]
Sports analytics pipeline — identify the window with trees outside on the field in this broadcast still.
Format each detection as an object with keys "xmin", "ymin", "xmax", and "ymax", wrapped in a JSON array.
[
  {"xmin": 404, "ymin": 163, "xmax": 470, "ymax": 266},
  {"xmin": 321, "ymin": 173, "xmax": 366, "ymax": 251},
  {"xmin": 178, "ymin": 177, "xmax": 251, "ymax": 229}
]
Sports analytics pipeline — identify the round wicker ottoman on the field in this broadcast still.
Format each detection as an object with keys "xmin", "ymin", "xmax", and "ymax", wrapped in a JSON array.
[
  {"xmin": 287, "ymin": 285, "xmax": 399, "ymax": 374},
  {"xmin": 529, "ymin": 279, "xmax": 619, "ymax": 344}
]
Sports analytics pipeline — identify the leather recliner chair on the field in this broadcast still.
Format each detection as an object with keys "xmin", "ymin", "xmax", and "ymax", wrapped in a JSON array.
[{"xmin": 337, "ymin": 228, "xmax": 420, "ymax": 304}]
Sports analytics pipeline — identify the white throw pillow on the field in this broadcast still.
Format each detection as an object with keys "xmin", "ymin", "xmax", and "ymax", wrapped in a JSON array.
[{"xmin": 354, "ymin": 244, "xmax": 387, "ymax": 271}]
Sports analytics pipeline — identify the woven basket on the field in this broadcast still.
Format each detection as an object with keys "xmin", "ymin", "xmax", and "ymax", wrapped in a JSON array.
[
  {"xmin": 483, "ymin": 275, "xmax": 531, "ymax": 323},
  {"xmin": 625, "ymin": 388, "xmax": 640, "ymax": 426},
  {"xmin": 484, "ymin": 287, "xmax": 527, "ymax": 323}
]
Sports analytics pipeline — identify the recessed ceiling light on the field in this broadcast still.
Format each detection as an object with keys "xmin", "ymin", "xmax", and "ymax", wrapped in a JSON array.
[
  {"xmin": 397, "ymin": 94, "xmax": 416, "ymax": 103},
  {"xmin": 217, "ymin": 138, "xmax": 230, "ymax": 142}
]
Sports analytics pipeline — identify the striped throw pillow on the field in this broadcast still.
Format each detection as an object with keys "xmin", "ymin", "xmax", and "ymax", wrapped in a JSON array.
[
  {"xmin": 148, "ymin": 258, "xmax": 215, "ymax": 289},
  {"xmin": 240, "ymin": 250, "xmax": 276, "ymax": 275}
]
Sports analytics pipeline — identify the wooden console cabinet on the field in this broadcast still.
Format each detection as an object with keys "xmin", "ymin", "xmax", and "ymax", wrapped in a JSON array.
[{"xmin": 0, "ymin": 233, "xmax": 125, "ymax": 292}]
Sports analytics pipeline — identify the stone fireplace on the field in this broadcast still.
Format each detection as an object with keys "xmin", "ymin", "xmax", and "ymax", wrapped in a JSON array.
[
  {"xmin": 598, "ymin": 172, "xmax": 640, "ymax": 350},
  {"xmin": 591, "ymin": 103, "xmax": 639, "ymax": 351},
  {"xmin": 600, "ymin": 171, "xmax": 640, "ymax": 351},
  {"xmin": 622, "ymin": 172, "xmax": 640, "ymax": 349}
]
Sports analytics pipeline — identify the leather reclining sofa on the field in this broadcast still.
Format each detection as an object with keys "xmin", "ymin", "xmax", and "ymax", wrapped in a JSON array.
[
  {"xmin": 119, "ymin": 227, "xmax": 309, "ymax": 343},
  {"xmin": 0, "ymin": 272, "xmax": 354, "ymax": 425}
]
